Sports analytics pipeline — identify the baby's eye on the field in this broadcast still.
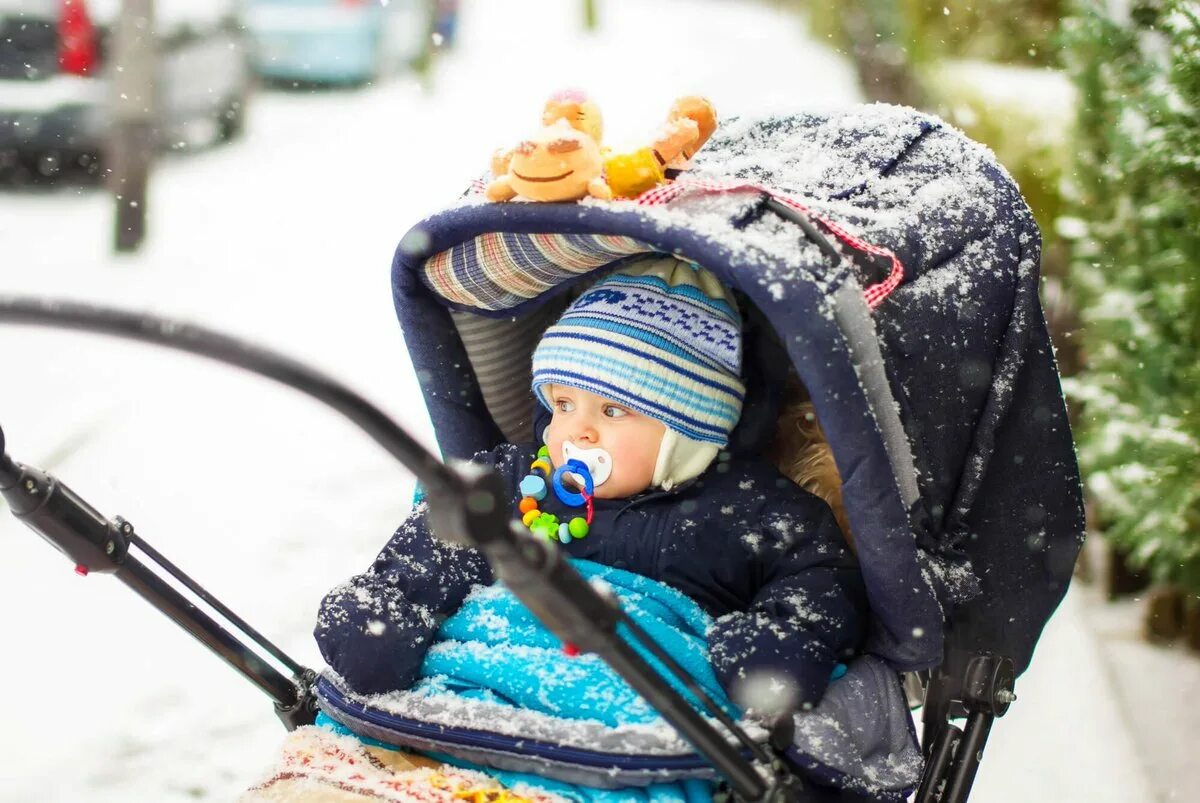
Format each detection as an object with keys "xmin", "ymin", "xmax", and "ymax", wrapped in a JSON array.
[
  {"xmin": 603, "ymin": 405, "xmax": 627, "ymax": 419},
  {"xmin": 556, "ymin": 399, "xmax": 575, "ymax": 413}
]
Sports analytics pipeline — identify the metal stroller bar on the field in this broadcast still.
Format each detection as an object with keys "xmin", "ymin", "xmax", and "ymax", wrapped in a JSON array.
[
  {"xmin": 0, "ymin": 297, "xmax": 795, "ymax": 802},
  {"xmin": 620, "ymin": 614, "xmax": 775, "ymax": 766},
  {"xmin": 125, "ymin": 529, "xmax": 306, "ymax": 678},
  {"xmin": 0, "ymin": 297, "xmax": 457, "ymax": 502},
  {"xmin": 0, "ymin": 441, "xmax": 313, "ymax": 728}
]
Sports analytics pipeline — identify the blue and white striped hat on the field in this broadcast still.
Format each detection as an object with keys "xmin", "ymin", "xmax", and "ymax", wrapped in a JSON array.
[{"xmin": 531, "ymin": 256, "xmax": 745, "ymax": 449}]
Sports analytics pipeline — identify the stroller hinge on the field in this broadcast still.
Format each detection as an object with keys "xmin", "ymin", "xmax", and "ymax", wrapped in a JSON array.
[
  {"xmin": 915, "ymin": 652, "xmax": 1015, "ymax": 803},
  {"xmin": 275, "ymin": 668, "xmax": 321, "ymax": 731}
]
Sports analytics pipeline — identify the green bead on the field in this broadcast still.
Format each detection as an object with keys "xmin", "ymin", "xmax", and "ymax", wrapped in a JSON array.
[
  {"xmin": 537, "ymin": 445, "xmax": 551, "ymax": 459},
  {"xmin": 569, "ymin": 518, "xmax": 589, "ymax": 539}
]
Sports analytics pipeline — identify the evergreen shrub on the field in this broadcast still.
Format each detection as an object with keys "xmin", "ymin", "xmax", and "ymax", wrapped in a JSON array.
[{"xmin": 1062, "ymin": 0, "xmax": 1200, "ymax": 593}]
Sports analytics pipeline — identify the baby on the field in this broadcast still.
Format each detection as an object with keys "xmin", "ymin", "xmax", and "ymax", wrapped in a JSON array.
[{"xmin": 315, "ymin": 258, "xmax": 867, "ymax": 710}]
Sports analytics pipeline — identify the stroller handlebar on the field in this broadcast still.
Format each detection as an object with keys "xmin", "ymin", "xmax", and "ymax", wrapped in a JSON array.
[
  {"xmin": 0, "ymin": 296, "xmax": 798, "ymax": 802},
  {"xmin": 0, "ymin": 296, "xmax": 459, "ymax": 500}
]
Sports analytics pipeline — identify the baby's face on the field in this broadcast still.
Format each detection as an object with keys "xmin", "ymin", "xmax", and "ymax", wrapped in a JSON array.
[{"xmin": 543, "ymin": 385, "xmax": 666, "ymax": 499}]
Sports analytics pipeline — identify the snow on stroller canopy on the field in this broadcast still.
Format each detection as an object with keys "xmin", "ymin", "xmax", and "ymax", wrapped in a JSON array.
[{"xmin": 391, "ymin": 104, "xmax": 1084, "ymax": 677}]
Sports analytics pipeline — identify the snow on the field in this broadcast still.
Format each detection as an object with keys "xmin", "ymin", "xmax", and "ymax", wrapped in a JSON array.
[
  {"xmin": 339, "ymin": 679, "xmax": 699, "ymax": 757},
  {"xmin": 0, "ymin": 0, "xmax": 1170, "ymax": 800}
]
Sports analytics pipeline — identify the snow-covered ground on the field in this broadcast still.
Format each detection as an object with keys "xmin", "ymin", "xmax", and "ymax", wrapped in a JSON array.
[{"xmin": 0, "ymin": 0, "xmax": 1174, "ymax": 800}]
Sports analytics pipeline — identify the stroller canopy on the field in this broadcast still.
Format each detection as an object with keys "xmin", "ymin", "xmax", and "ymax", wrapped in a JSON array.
[{"xmin": 390, "ymin": 104, "xmax": 1084, "ymax": 677}]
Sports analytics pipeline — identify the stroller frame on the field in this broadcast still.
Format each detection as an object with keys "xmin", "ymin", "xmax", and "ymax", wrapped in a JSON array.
[{"xmin": 2, "ymin": 264, "xmax": 1009, "ymax": 803}]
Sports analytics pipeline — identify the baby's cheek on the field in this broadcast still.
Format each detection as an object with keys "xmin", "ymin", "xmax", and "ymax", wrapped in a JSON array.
[
  {"xmin": 613, "ymin": 441, "xmax": 654, "ymax": 484},
  {"xmin": 544, "ymin": 420, "xmax": 565, "ymax": 464}
]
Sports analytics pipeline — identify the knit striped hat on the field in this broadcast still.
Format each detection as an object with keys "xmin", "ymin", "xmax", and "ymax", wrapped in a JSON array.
[{"xmin": 532, "ymin": 256, "xmax": 745, "ymax": 484}]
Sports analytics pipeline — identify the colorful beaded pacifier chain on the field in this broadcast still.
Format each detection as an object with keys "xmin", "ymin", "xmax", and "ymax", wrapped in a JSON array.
[{"xmin": 517, "ymin": 446, "xmax": 593, "ymax": 544}]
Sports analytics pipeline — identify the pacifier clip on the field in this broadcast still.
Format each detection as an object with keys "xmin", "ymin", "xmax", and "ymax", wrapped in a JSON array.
[{"xmin": 518, "ymin": 446, "xmax": 594, "ymax": 544}]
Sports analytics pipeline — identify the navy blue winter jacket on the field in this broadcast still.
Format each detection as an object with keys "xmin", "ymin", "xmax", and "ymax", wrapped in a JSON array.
[{"xmin": 316, "ymin": 442, "xmax": 868, "ymax": 709}]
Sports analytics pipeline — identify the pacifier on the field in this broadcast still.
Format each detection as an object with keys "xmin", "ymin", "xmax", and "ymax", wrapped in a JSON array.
[
  {"xmin": 552, "ymin": 459, "xmax": 594, "ymax": 507},
  {"xmin": 561, "ymin": 441, "xmax": 613, "ymax": 487}
]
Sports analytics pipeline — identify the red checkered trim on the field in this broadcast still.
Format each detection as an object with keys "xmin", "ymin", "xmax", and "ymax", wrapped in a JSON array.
[{"xmin": 635, "ymin": 179, "xmax": 905, "ymax": 310}]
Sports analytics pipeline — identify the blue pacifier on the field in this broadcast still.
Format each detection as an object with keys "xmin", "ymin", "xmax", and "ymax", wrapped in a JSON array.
[{"xmin": 552, "ymin": 459, "xmax": 594, "ymax": 506}]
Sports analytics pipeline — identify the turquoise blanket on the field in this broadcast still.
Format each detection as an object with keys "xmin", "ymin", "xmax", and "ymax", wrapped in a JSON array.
[{"xmin": 416, "ymin": 559, "xmax": 736, "ymax": 801}]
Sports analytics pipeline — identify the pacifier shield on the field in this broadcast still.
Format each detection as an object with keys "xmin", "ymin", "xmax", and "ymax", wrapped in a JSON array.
[{"xmin": 561, "ymin": 441, "xmax": 613, "ymax": 486}]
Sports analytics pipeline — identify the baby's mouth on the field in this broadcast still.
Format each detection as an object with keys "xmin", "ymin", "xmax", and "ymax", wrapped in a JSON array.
[{"xmin": 561, "ymin": 441, "xmax": 613, "ymax": 487}]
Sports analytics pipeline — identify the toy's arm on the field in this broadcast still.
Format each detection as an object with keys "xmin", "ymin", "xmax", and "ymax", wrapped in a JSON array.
[
  {"xmin": 651, "ymin": 118, "xmax": 700, "ymax": 167},
  {"xmin": 707, "ymin": 506, "xmax": 867, "ymax": 708},
  {"xmin": 587, "ymin": 176, "xmax": 613, "ymax": 201},
  {"xmin": 486, "ymin": 175, "xmax": 517, "ymax": 202}
]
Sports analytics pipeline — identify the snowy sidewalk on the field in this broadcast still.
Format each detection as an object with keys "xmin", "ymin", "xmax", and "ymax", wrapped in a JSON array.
[
  {"xmin": 967, "ymin": 586, "xmax": 1153, "ymax": 802},
  {"xmin": 1078, "ymin": 585, "xmax": 1200, "ymax": 802},
  {"xmin": 966, "ymin": 575, "xmax": 1200, "ymax": 803}
]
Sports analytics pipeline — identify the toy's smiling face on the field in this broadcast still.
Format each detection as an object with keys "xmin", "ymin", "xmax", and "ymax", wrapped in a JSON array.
[{"xmin": 508, "ymin": 123, "xmax": 602, "ymax": 202}]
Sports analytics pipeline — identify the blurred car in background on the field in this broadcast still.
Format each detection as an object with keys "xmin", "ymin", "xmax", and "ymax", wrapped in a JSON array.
[
  {"xmin": 0, "ymin": 0, "xmax": 253, "ymax": 180},
  {"xmin": 242, "ymin": 0, "xmax": 434, "ymax": 86}
]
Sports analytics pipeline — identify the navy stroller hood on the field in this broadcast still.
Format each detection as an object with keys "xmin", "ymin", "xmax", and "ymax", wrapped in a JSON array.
[{"xmin": 389, "ymin": 103, "xmax": 1084, "ymax": 679}]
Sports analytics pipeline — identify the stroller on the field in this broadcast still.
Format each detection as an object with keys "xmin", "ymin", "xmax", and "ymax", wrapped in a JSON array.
[{"xmin": 0, "ymin": 104, "xmax": 1083, "ymax": 803}]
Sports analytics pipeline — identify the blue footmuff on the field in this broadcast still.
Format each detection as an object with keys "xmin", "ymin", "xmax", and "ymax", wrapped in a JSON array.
[{"xmin": 317, "ymin": 559, "xmax": 921, "ymax": 800}]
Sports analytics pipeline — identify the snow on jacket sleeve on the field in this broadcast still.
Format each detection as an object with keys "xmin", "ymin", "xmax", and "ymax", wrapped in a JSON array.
[
  {"xmin": 707, "ymin": 501, "xmax": 868, "ymax": 710},
  {"xmin": 313, "ymin": 447, "xmax": 517, "ymax": 695}
]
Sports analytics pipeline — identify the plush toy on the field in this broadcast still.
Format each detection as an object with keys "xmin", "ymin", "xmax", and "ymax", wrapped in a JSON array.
[
  {"xmin": 485, "ymin": 93, "xmax": 717, "ymax": 203},
  {"xmin": 486, "ymin": 119, "xmax": 612, "ymax": 203},
  {"xmin": 603, "ymin": 95, "xmax": 718, "ymax": 199}
]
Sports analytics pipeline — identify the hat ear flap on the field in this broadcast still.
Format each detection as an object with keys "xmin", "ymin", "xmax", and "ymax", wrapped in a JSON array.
[
  {"xmin": 653, "ymin": 428, "xmax": 720, "ymax": 490},
  {"xmin": 652, "ymin": 429, "xmax": 676, "ymax": 489}
]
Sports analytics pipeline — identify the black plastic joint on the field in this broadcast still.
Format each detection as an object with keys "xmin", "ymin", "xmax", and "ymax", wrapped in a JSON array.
[
  {"xmin": 1, "ymin": 463, "xmax": 131, "ymax": 572},
  {"xmin": 962, "ymin": 654, "xmax": 1016, "ymax": 717},
  {"xmin": 274, "ymin": 668, "xmax": 319, "ymax": 731}
]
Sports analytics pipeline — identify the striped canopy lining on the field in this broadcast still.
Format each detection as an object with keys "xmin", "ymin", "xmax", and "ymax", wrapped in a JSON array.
[
  {"xmin": 423, "ymin": 231, "xmax": 656, "ymax": 313},
  {"xmin": 450, "ymin": 301, "xmax": 568, "ymax": 444},
  {"xmin": 421, "ymin": 180, "xmax": 905, "ymax": 318}
]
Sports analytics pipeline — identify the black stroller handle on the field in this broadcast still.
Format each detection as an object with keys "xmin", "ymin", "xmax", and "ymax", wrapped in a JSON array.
[
  {"xmin": 0, "ymin": 296, "xmax": 457, "ymax": 501},
  {"xmin": 0, "ymin": 296, "xmax": 796, "ymax": 802}
]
